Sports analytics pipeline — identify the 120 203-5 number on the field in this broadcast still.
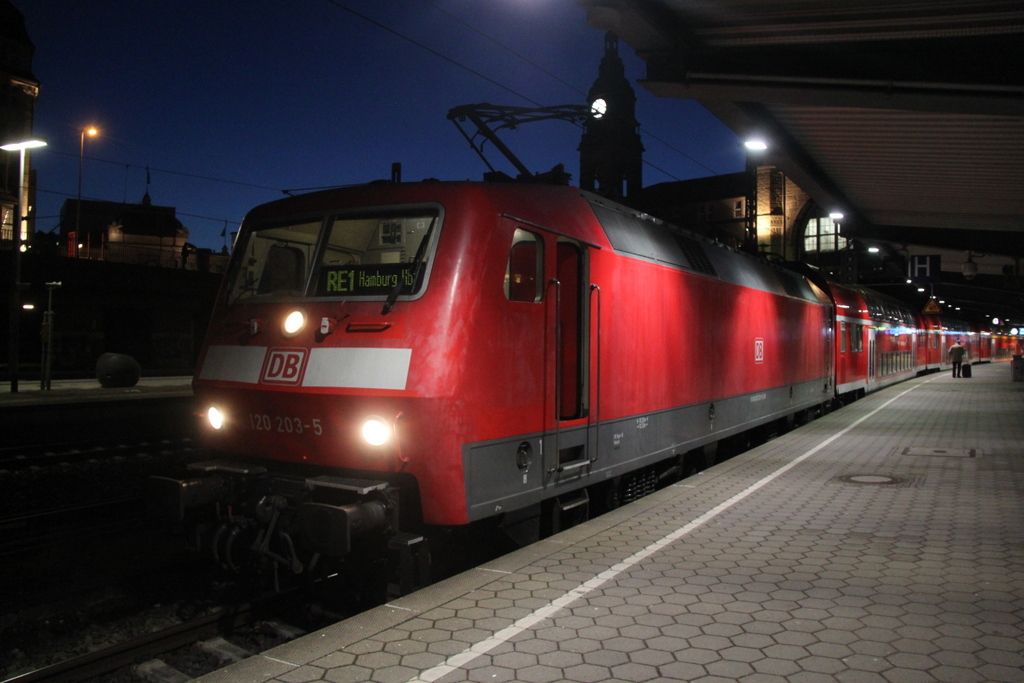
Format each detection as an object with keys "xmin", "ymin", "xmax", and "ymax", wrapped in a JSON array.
[{"xmin": 249, "ymin": 413, "xmax": 322, "ymax": 436}]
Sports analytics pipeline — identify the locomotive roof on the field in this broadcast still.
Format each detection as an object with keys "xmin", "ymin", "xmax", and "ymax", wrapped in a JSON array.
[
  {"xmin": 582, "ymin": 191, "xmax": 826, "ymax": 306},
  {"xmin": 240, "ymin": 180, "xmax": 828, "ymax": 307}
]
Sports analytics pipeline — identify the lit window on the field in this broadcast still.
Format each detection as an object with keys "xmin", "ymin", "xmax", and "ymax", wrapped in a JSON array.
[
  {"xmin": 505, "ymin": 228, "xmax": 543, "ymax": 303},
  {"xmin": 803, "ymin": 216, "xmax": 848, "ymax": 254}
]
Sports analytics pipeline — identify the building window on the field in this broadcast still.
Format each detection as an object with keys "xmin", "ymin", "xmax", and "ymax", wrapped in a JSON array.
[
  {"xmin": 1, "ymin": 207, "xmax": 13, "ymax": 242},
  {"xmin": 803, "ymin": 216, "xmax": 847, "ymax": 254}
]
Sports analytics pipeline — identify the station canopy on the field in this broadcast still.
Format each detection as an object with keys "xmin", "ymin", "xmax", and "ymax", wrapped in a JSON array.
[{"xmin": 574, "ymin": 0, "xmax": 1024, "ymax": 257}]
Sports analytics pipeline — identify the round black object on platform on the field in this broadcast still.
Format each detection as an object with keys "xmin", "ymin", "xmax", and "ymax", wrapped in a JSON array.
[{"xmin": 96, "ymin": 353, "xmax": 142, "ymax": 388}]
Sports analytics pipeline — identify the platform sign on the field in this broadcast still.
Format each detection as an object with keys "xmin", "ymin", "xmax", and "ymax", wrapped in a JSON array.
[
  {"xmin": 908, "ymin": 255, "xmax": 941, "ymax": 283},
  {"xmin": 923, "ymin": 298, "xmax": 942, "ymax": 315}
]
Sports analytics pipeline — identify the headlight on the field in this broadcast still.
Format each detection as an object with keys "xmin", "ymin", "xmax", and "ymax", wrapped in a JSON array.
[
  {"xmin": 361, "ymin": 417, "xmax": 391, "ymax": 446},
  {"xmin": 283, "ymin": 309, "xmax": 306, "ymax": 336},
  {"xmin": 207, "ymin": 406, "xmax": 225, "ymax": 430}
]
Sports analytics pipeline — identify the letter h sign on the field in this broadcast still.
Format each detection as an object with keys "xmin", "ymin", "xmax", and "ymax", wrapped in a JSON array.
[{"xmin": 908, "ymin": 255, "xmax": 940, "ymax": 283}]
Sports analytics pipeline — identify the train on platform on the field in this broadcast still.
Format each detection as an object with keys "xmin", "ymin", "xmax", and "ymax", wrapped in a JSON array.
[{"xmin": 150, "ymin": 181, "xmax": 1020, "ymax": 592}]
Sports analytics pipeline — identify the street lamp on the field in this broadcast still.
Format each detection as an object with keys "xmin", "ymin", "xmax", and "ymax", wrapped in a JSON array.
[
  {"xmin": 2, "ymin": 138, "xmax": 47, "ymax": 393},
  {"xmin": 77, "ymin": 126, "xmax": 98, "ymax": 257}
]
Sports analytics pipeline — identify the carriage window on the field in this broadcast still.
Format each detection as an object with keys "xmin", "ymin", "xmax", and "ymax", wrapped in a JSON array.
[
  {"xmin": 852, "ymin": 324, "xmax": 864, "ymax": 352},
  {"xmin": 505, "ymin": 228, "xmax": 543, "ymax": 302},
  {"xmin": 229, "ymin": 220, "xmax": 322, "ymax": 302},
  {"xmin": 840, "ymin": 322, "xmax": 847, "ymax": 353}
]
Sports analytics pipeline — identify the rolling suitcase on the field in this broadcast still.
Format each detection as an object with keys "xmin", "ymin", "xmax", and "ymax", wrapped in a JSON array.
[{"xmin": 962, "ymin": 363, "xmax": 972, "ymax": 378}]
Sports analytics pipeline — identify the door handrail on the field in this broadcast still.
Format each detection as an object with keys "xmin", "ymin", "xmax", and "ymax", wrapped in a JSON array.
[
  {"xmin": 590, "ymin": 284, "xmax": 601, "ymax": 463},
  {"xmin": 550, "ymin": 277, "xmax": 562, "ymax": 465}
]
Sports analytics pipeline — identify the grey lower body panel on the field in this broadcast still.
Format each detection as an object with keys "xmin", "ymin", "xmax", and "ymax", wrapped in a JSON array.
[{"xmin": 463, "ymin": 379, "xmax": 828, "ymax": 522}]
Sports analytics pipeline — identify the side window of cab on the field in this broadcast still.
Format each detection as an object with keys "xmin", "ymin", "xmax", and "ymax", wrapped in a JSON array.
[{"xmin": 505, "ymin": 228, "xmax": 543, "ymax": 303}]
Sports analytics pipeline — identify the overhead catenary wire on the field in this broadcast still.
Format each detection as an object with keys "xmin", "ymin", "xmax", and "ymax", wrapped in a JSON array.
[
  {"xmin": 419, "ymin": 0, "xmax": 719, "ymax": 177},
  {"xmin": 45, "ymin": 150, "xmax": 283, "ymax": 193},
  {"xmin": 43, "ymin": 0, "xmax": 583, "ymax": 222},
  {"xmin": 421, "ymin": 0, "xmax": 586, "ymax": 99},
  {"xmin": 326, "ymin": 0, "xmax": 544, "ymax": 108},
  {"xmin": 33, "ymin": 3, "xmax": 725, "ymax": 239},
  {"xmin": 32, "ymin": 152, "xmax": 280, "ymax": 229},
  {"xmin": 331, "ymin": 0, "xmax": 719, "ymax": 180}
]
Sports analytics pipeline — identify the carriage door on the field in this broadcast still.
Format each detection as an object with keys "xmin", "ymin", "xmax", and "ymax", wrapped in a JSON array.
[
  {"xmin": 823, "ymin": 306, "xmax": 835, "ymax": 395},
  {"xmin": 867, "ymin": 327, "xmax": 877, "ymax": 385},
  {"xmin": 547, "ymin": 237, "xmax": 591, "ymax": 484}
]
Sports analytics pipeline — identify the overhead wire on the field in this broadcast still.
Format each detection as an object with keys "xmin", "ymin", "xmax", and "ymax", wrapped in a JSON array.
[
  {"xmin": 35, "ymin": 3, "xmax": 722, "ymax": 236},
  {"xmin": 33, "ymin": 182, "xmax": 245, "ymax": 228},
  {"xmin": 325, "ymin": 0, "xmax": 544, "ymax": 108},
  {"xmin": 420, "ymin": 0, "xmax": 587, "ymax": 99},
  {"xmin": 44, "ymin": 150, "xmax": 284, "ymax": 193},
  {"xmin": 414, "ymin": 0, "xmax": 720, "ymax": 178},
  {"xmin": 36, "ymin": 0, "xmax": 568, "ymax": 221},
  {"xmin": 32, "ymin": 152, "xmax": 282, "ymax": 231}
]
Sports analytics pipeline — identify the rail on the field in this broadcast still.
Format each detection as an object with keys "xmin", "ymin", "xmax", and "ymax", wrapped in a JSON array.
[{"xmin": 3, "ymin": 611, "xmax": 229, "ymax": 683}]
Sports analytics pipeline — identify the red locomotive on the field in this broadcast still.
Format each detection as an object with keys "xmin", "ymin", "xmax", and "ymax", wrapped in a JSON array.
[{"xmin": 151, "ymin": 180, "xmax": 1017, "ymax": 590}]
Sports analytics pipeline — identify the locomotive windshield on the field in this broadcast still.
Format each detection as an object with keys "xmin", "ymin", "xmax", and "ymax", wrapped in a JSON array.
[{"xmin": 227, "ymin": 209, "xmax": 439, "ymax": 304}]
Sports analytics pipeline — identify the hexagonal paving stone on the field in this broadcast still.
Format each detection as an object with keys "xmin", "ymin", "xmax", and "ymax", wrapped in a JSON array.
[{"xmin": 564, "ymin": 663, "xmax": 612, "ymax": 683}]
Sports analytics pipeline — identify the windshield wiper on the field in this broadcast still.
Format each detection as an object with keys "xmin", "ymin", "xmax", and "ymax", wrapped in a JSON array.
[{"xmin": 382, "ymin": 219, "xmax": 435, "ymax": 315}]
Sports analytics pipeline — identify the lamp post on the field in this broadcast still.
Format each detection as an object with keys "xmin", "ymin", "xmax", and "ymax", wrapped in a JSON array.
[
  {"xmin": 76, "ymin": 126, "xmax": 98, "ymax": 257},
  {"xmin": 2, "ymin": 138, "xmax": 47, "ymax": 393},
  {"xmin": 41, "ymin": 281, "xmax": 61, "ymax": 391}
]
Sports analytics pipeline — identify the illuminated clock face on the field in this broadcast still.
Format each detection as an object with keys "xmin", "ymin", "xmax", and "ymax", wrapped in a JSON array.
[{"xmin": 590, "ymin": 97, "xmax": 607, "ymax": 119}]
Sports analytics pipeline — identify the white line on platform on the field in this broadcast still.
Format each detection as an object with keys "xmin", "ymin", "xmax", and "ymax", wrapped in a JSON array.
[{"xmin": 405, "ymin": 377, "xmax": 937, "ymax": 683}]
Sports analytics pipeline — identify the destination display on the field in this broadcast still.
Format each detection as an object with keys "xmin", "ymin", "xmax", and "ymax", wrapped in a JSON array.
[{"xmin": 318, "ymin": 264, "xmax": 422, "ymax": 296}]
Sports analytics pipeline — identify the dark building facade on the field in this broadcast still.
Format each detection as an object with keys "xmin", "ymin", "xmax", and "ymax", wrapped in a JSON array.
[
  {"xmin": 1, "ymin": 0, "xmax": 41, "ymax": 243},
  {"xmin": 0, "ymin": 2, "xmax": 225, "ymax": 383},
  {"xmin": 4, "ymin": 248, "xmax": 222, "ymax": 379},
  {"xmin": 641, "ymin": 173, "xmax": 750, "ymax": 248},
  {"xmin": 60, "ymin": 193, "xmax": 197, "ymax": 268}
]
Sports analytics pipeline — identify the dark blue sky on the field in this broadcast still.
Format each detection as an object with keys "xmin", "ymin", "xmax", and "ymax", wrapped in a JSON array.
[{"xmin": 18, "ymin": 1, "xmax": 742, "ymax": 250}]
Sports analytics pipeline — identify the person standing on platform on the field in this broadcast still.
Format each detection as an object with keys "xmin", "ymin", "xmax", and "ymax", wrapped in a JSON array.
[{"xmin": 948, "ymin": 339, "xmax": 967, "ymax": 377}]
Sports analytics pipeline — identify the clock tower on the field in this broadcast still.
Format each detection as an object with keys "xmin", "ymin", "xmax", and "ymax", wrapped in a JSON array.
[{"xmin": 579, "ymin": 32, "xmax": 644, "ymax": 202}]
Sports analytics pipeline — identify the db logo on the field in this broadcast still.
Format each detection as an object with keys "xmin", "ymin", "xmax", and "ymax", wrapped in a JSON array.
[
  {"xmin": 261, "ymin": 348, "xmax": 307, "ymax": 385},
  {"xmin": 754, "ymin": 338, "xmax": 765, "ymax": 364}
]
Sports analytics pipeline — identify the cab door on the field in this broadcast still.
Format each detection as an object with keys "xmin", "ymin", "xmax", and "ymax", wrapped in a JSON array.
[
  {"xmin": 545, "ymin": 236, "xmax": 593, "ymax": 484},
  {"xmin": 554, "ymin": 240, "xmax": 585, "ymax": 422},
  {"xmin": 503, "ymin": 221, "xmax": 593, "ymax": 486}
]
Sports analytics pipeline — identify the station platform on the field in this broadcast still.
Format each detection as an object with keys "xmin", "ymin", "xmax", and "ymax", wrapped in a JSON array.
[
  {"xmin": 0, "ymin": 375, "xmax": 193, "ymax": 406},
  {"xmin": 199, "ymin": 362, "xmax": 1024, "ymax": 683}
]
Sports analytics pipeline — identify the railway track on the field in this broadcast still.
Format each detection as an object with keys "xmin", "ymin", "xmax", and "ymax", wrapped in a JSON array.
[
  {"xmin": 3, "ymin": 600, "xmax": 313, "ymax": 683},
  {"xmin": 5, "ymin": 611, "xmax": 228, "ymax": 683},
  {"xmin": 0, "ymin": 437, "xmax": 197, "ymax": 474},
  {"xmin": 0, "ymin": 497, "xmax": 145, "ymax": 558},
  {"xmin": 0, "ymin": 390, "xmax": 769, "ymax": 683},
  {"xmin": 0, "ymin": 390, "xmax": 331, "ymax": 682},
  {"xmin": 0, "ymin": 437, "xmax": 199, "ymax": 520},
  {"xmin": 0, "ymin": 424, "xmax": 347, "ymax": 683}
]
